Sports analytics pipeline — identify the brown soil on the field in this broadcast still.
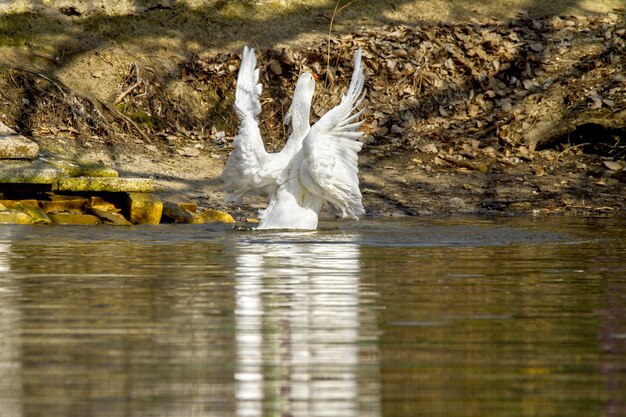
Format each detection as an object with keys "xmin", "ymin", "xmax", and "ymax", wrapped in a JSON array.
[{"xmin": 0, "ymin": 1, "xmax": 625, "ymax": 220}]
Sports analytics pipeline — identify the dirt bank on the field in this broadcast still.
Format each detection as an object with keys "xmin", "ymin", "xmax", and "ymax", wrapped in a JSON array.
[{"xmin": 0, "ymin": 2, "xmax": 625, "ymax": 219}]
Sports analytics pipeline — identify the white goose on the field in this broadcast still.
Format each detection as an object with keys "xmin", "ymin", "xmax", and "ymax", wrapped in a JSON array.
[
  {"xmin": 222, "ymin": 46, "xmax": 366, "ymax": 230},
  {"xmin": 221, "ymin": 46, "xmax": 315, "ymax": 203}
]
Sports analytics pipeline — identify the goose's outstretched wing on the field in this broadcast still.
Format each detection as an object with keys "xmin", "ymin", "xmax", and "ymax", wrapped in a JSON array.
[
  {"xmin": 300, "ymin": 48, "xmax": 366, "ymax": 218},
  {"xmin": 221, "ymin": 46, "xmax": 271, "ymax": 202},
  {"xmin": 234, "ymin": 46, "xmax": 262, "ymax": 120}
]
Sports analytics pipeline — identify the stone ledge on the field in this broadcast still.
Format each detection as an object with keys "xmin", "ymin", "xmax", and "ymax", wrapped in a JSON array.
[
  {"xmin": 41, "ymin": 156, "xmax": 120, "ymax": 178},
  {"xmin": 0, "ymin": 161, "xmax": 62, "ymax": 184},
  {"xmin": 0, "ymin": 158, "xmax": 153, "ymax": 193},
  {"xmin": 56, "ymin": 177, "xmax": 154, "ymax": 193}
]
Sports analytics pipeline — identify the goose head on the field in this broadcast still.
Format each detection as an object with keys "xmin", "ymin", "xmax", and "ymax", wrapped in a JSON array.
[{"xmin": 284, "ymin": 72, "xmax": 316, "ymax": 129}]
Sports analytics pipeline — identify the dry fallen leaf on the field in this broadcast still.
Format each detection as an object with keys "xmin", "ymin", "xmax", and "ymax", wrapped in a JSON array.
[
  {"xmin": 268, "ymin": 60, "xmax": 282, "ymax": 76},
  {"xmin": 603, "ymin": 160, "xmax": 623, "ymax": 171}
]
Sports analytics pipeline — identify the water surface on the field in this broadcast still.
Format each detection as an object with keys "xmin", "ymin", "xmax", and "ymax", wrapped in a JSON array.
[{"xmin": 0, "ymin": 217, "xmax": 625, "ymax": 417}]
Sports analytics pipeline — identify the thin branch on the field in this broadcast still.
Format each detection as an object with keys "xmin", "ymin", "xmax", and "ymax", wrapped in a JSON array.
[
  {"xmin": 556, "ymin": 142, "xmax": 590, "ymax": 162},
  {"xmin": 12, "ymin": 67, "xmax": 67, "ymax": 97},
  {"xmin": 115, "ymin": 63, "xmax": 142, "ymax": 104},
  {"xmin": 98, "ymin": 98, "xmax": 152, "ymax": 142},
  {"xmin": 114, "ymin": 82, "xmax": 141, "ymax": 105},
  {"xmin": 326, "ymin": 0, "xmax": 357, "ymax": 87}
]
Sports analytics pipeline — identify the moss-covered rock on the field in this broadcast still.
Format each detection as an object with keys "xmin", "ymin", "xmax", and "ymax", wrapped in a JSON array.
[
  {"xmin": 0, "ymin": 199, "xmax": 40, "ymax": 208},
  {"xmin": 87, "ymin": 208, "xmax": 132, "ymax": 225},
  {"xmin": 198, "ymin": 208, "xmax": 235, "ymax": 224},
  {"xmin": 13, "ymin": 202, "xmax": 51, "ymax": 224},
  {"xmin": 126, "ymin": 193, "xmax": 163, "ymax": 224},
  {"xmin": 0, "ymin": 211, "xmax": 34, "ymax": 224},
  {"xmin": 42, "ymin": 196, "xmax": 90, "ymax": 213},
  {"xmin": 176, "ymin": 202, "xmax": 198, "ymax": 213},
  {"xmin": 87, "ymin": 196, "xmax": 119, "ymax": 212},
  {"xmin": 0, "ymin": 160, "xmax": 62, "ymax": 184},
  {"xmin": 41, "ymin": 156, "xmax": 119, "ymax": 178},
  {"xmin": 48, "ymin": 213, "xmax": 101, "ymax": 225},
  {"xmin": 57, "ymin": 177, "xmax": 154, "ymax": 192},
  {"xmin": 161, "ymin": 201, "xmax": 203, "ymax": 224}
]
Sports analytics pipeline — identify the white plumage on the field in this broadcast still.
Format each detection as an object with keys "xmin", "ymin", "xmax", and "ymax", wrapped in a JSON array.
[{"xmin": 221, "ymin": 46, "xmax": 366, "ymax": 230}]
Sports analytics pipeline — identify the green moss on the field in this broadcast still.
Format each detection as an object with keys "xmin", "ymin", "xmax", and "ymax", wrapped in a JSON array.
[
  {"xmin": 0, "ymin": 161, "xmax": 62, "ymax": 184},
  {"xmin": 0, "ymin": 37, "xmax": 25, "ymax": 47},
  {"xmin": 118, "ymin": 104, "xmax": 163, "ymax": 131},
  {"xmin": 42, "ymin": 157, "xmax": 119, "ymax": 178},
  {"xmin": 57, "ymin": 177, "xmax": 154, "ymax": 193},
  {"xmin": 127, "ymin": 110, "xmax": 154, "ymax": 125}
]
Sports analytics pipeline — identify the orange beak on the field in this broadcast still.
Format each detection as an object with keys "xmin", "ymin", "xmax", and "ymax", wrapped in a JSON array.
[{"xmin": 312, "ymin": 73, "xmax": 319, "ymax": 80}]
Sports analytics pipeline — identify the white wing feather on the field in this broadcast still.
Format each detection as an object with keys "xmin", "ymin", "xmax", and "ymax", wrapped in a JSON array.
[
  {"xmin": 300, "ymin": 47, "xmax": 366, "ymax": 218},
  {"xmin": 221, "ymin": 46, "xmax": 274, "ymax": 202}
]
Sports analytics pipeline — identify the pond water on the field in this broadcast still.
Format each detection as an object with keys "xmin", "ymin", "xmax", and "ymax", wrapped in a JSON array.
[{"xmin": 0, "ymin": 216, "xmax": 625, "ymax": 417}]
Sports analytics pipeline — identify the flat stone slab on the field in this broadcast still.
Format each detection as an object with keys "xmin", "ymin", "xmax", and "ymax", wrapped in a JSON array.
[
  {"xmin": 0, "ymin": 160, "xmax": 63, "ymax": 184},
  {"xmin": 0, "ymin": 155, "xmax": 152, "ymax": 193},
  {"xmin": 40, "ymin": 155, "xmax": 119, "ymax": 178},
  {"xmin": 56, "ymin": 177, "xmax": 154, "ymax": 193},
  {"xmin": 0, "ymin": 122, "xmax": 40, "ymax": 159}
]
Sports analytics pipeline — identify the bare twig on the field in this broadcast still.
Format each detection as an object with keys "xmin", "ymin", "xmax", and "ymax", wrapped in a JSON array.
[
  {"xmin": 13, "ymin": 67, "xmax": 67, "ymax": 97},
  {"xmin": 98, "ymin": 98, "xmax": 152, "ymax": 142},
  {"xmin": 114, "ymin": 82, "xmax": 141, "ymax": 105},
  {"xmin": 555, "ymin": 142, "xmax": 590, "ymax": 162},
  {"xmin": 115, "ymin": 63, "xmax": 142, "ymax": 104},
  {"xmin": 326, "ymin": 0, "xmax": 357, "ymax": 87}
]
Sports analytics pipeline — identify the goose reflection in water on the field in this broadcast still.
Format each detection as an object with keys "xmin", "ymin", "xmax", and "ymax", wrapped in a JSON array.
[
  {"xmin": 0, "ymin": 234, "xmax": 20, "ymax": 417},
  {"xmin": 233, "ymin": 235, "xmax": 380, "ymax": 417}
]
